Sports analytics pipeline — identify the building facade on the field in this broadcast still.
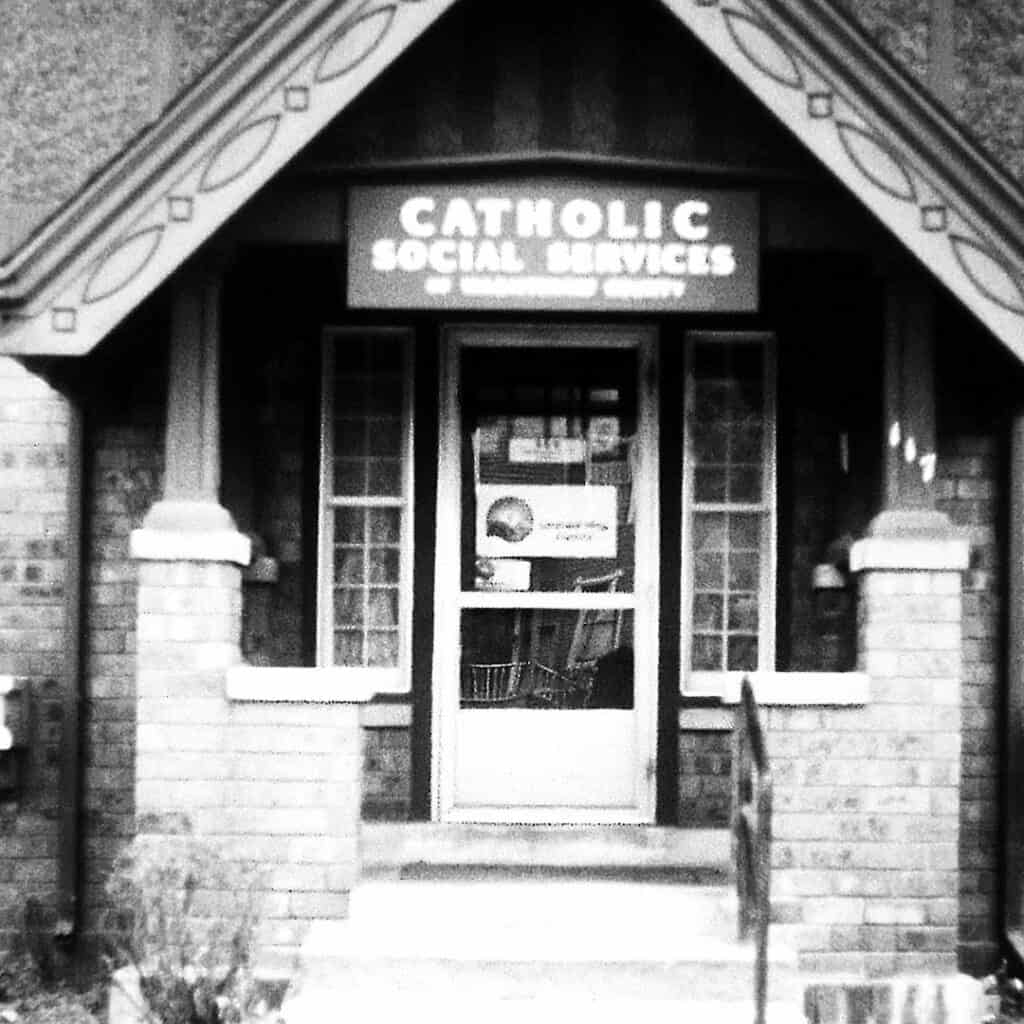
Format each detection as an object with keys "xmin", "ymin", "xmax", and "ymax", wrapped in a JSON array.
[{"xmin": 1, "ymin": 0, "xmax": 1024, "ymax": 980}]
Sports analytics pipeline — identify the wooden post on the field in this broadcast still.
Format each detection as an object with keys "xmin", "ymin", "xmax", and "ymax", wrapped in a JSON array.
[
  {"xmin": 164, "ymin": 271, "xmax": 222, "ymax": 504},
  {"xmin": 871, "ymin": 271, "xmax": 952, "ymax": 537},
  {"xmin": 131, "ymin": 261, "xmax": 249, "ymax": 562}
]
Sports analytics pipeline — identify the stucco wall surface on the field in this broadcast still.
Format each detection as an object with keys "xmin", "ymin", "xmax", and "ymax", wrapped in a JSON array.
[{"xmin": 0, "ymin": 0, "xmax": 1022, "ymax": 255}]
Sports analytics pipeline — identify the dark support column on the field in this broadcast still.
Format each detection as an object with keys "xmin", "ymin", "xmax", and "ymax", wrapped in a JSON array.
[
  {"xmin": 849, "ymin": 268, "xmax": 968, "ymax": 973},
  {"xmin": 1004, "ymin": 415, "xmax": 1024, "ymax": 941},
  {"xmin": 870, "ymin": 272, "xmax": 952, "ymax": 538}
]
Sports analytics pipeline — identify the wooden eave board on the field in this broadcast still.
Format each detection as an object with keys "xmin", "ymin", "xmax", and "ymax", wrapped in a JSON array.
[{"xmin": 0, "ymin": 0, "xmax": 1021, "ymax": 360}]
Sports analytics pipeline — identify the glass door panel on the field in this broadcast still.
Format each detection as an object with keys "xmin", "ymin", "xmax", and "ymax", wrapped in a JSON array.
[{"xmin": 459, "ymin": 346, "xmax": 637, "ymax": 713}]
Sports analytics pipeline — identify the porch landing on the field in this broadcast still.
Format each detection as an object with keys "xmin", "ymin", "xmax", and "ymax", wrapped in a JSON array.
[
  {"xmin": 282, "ymin": 877, "xmax": 800, "ymax": 1017},
  {"xmin": 279, "ymin": 824, "xmax": 803, "ymax": 1018}
]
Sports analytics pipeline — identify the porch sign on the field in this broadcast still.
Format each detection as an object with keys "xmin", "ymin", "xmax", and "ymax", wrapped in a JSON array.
[
  {"xmin": 348, "ymin": 182, "xmax": 758, "ymax": 311},
  {"xmin": 476, "ymin": 484, "xmax": 618, "ymax": 559}
]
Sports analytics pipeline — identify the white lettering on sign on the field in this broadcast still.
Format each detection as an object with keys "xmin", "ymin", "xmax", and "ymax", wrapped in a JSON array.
[
  {"xmin": 350, "ymin": 185, "xmax": 756, "ymax": 311},
  {"xmin": 399, "ymin": 197, "xmax": 435, "ymax": 237},
  {"xmin": 516, "ymin": 199, "xmax": 554, "ymax": 238},
  {"xmin": 672, "ymin": 200, "xmax": 710, "ymax": 241},
  {"xmin": 392, "ymin": 196, "xmax": 732, "ymax": 247}
]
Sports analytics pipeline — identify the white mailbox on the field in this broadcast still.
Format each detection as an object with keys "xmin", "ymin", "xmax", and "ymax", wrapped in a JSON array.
[{"xmin": 0, "ymin": 676, "xmax": 28, "ymax": 751}]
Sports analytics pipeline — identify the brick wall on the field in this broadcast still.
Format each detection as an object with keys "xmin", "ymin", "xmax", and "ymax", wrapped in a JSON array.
[
  {"xmin": 936, "ymin": 435, "xmax": 1001, "ymax": 973},
  {"xmin": 75, "ymin": 317, "xmax": 166, "ymax": 952},
  {"xmin": 362, "ymin": 726, "xmax": 412, "ymax": 821},
  {"xmin": 0, "ymin": 357, "xmax": 70, "ymax": 954},
  {"xmin": 678, "ymin": 730, "xmax": 732, "ymax": 827},
  {"xmin": 134, "ymin": 558, "xmax": 363, "ymax": 972},
  {"xmin": 770, "ymin": 557, "xmax": 963, "ymax": 975}
]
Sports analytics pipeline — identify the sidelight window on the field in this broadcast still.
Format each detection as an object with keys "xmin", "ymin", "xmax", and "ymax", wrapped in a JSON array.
[
  {"xmin": 317, "ymin": 328, "xmax": 414, "ymax": 690},
  {"xmin": 682, "ymin": 332, "xmax": 776, "ymax": 691}
]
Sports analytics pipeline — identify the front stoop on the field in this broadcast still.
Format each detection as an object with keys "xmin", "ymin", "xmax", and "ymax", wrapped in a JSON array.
[{"xmin": 279, "ymin": 877, "xmax": 802, "ymax": 1018}]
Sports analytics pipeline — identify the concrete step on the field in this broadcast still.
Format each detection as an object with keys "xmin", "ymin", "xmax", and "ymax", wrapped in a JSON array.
[
  {"xmin": 360, "ymin": 823, "xmax": 732, "ymax": 881},
  {"xmin": 281, "ymin": 877, "xmax": 802, "ymax": 1018},
  {"xmin": 282, "ymin": 993, "xmax": 804, "ymax": 1023}
]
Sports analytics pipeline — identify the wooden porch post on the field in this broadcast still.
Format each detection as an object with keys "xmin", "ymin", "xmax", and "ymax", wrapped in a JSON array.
[
  {"xmin": 869, "ymin": 270, "xmax": 954, "ymax": 538},
  {"xmin": 131, "ymin": 262, "xmax": 249, "ymax": 562},
  {"xmin": 848, "ymin": 268, "xmax": 968, "ymax": 972}
]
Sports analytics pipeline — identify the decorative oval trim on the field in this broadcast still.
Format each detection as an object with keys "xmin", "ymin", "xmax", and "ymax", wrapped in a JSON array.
[
  {"xmin": 315, "ymin": 5, "xmax": 397, "ymax": 84},
  {"xmin": 83, "ymin": 226, "xmax": 165, "ymax": 305},
  {"xmin": 723, "ymin": 9, "xmax": 803, "ymax": 90},
  {"xmin": 836, "ymin": 122, "xmax": 917, "ymax": 203},
  {"xmin": 951, "ymin": 235, "xmax": 1024, "ymax": 316},
  {"xmin": 199, "ymin": 114, "xmax": 281, "ymax": 194}
]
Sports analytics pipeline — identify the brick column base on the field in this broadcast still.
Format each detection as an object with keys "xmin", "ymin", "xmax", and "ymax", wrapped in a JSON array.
[
  {"xmin": 132, "ymin": 545, "xmax": 364, "ymax": 972},
  {"xmin": 767, "ymin": 526, "xmax": 969, "ymax": 976}
]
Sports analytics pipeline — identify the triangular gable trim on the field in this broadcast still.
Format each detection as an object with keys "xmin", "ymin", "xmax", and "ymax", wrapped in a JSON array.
[
  {"xmin": 660, "ymin": 0, "xmax": 1024, "ymax": 358},
  {"xmin": 0, "ymin": 0, "xmax": 458, "ymax": 356},
  {"xmin": 0, "ymin": 0, "xmax": 1022, "ymax": 359}
]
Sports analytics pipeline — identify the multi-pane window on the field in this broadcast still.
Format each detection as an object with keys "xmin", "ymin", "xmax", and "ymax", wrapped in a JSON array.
[
  {"xmin": 683, "ymin": 333, "xmax": 775, "ymax": 685},
  {"xmin": 318, "ymin": 329, "xmax": 413, "ymax": 689}
]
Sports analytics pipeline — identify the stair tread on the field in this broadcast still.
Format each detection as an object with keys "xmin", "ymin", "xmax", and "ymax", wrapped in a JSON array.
[
  {"xmin": 283, "ymin": 989, "xmax": 804, "ymax": 1022},
  {"xmin": 303, "ymin": 880, "xmax": 795, "ymax": 967}
]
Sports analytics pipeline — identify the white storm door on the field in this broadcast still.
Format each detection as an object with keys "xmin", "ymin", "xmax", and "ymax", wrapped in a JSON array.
[{"xmin": 432, "ymin": 325, "xmax": 659, "ymax": 823}]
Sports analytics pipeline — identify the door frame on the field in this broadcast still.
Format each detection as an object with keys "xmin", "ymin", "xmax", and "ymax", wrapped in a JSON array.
[{"xmin": 430, "ymin": 323, "xmax": 660, "ymax": 823}]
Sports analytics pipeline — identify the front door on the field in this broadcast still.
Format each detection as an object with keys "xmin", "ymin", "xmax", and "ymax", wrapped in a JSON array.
[{"xmin": 433, "ymin": 325, "xmax": 659, "ymax": 822}]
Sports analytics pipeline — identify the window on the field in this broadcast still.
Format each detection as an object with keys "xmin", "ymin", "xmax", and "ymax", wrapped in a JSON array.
[
  {"xmin": 682, "ymin": 332, "xmax": 776, "ymax": 692},
  {"xmin": 317, "ymin": 328, "xmax": 413, "ymax": 691}
]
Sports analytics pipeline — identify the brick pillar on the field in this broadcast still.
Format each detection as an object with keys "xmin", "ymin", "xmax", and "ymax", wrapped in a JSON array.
[
  {"xmin": 132, "ymin": 557, "xmax": 364, "ymax": 969},
  {"xmin": 849, "ymin": 530, "xmax": 969, "ymax": 974},
  {"xmin": 128, "ymin": 266, "xmax": 365, "ymax": 970},
  {"xmin": 768, "ymin": 529, "xmax": 969, "ymax": 976}
]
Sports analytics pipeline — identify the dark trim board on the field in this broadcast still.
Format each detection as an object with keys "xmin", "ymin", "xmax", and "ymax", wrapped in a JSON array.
[{"xmin": 410, "ymin": 325, "xmax": 440, "ymax": 821}]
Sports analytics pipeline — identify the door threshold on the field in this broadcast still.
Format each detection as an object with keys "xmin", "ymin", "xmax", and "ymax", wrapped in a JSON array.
[{"xmin": 360, "ymin": 822, "xmax": 731, "ymax": 875}]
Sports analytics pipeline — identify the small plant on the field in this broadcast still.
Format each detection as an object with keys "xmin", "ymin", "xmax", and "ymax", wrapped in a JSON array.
[
  {"xmin": 982, "ymin": 960, "xmax": 1024, "ymax": 1023},
  {"xmin": 105, "ymin": 836, "xmax": 267, "ymax": 1024},
  {"xmin": 0, "ymin": 949, "xmax": 101, "ymax": 1024}
]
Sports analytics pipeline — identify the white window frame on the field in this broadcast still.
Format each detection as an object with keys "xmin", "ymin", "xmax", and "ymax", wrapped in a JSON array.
[
  {"xmin": 680, "ymin": 330, "xmax": 777, "ymax": 697},
  {"xmin": 316, "ymin": 326, "xmax": 415, "ymax": 693}
]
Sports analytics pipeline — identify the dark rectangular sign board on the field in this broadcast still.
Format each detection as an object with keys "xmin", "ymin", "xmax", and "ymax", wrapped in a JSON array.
[{"xmin": 347, "ymin": 180, "xmax": 759, "ymax": 312}]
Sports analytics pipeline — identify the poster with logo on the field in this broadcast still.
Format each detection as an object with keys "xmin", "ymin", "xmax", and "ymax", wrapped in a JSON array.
[
  {"xmin": 475, "ymin": 485, "xmax": 617, "ymax": 559},
  {"xmin": 348, "ymin": 180, "xmax": 758, "ymax": 312}
]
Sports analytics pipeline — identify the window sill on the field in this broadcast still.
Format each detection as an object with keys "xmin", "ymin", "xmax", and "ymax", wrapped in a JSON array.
[
  {"xmin": 684, "ymin": 671, "xmax": 871, "ymax": 707},
  {"xmin": 226, "ymin": 666, "xmax": 382, "ymax": 703}
]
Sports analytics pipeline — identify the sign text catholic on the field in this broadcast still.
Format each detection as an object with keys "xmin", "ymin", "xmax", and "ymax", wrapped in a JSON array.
[{"xmin": 348, "ymin": 181, "xmax": 758, "ymax": 311}]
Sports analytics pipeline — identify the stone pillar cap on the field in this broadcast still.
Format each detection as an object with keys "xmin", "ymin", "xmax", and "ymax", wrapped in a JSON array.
[
  {"xmin": 850, "ymin": 509, "xmax": 970, "ymax": 572},
  {"xmin": 130, "ymin": 499, "xmax": 252, "ymax": 564}
]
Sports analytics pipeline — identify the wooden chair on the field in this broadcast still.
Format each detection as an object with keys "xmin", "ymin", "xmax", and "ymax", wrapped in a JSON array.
[{"xmin": 564, "ymin": 569, "xmax": 626, "ymax": 705}]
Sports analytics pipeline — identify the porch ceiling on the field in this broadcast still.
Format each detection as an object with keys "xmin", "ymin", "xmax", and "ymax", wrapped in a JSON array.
[{"xmin": 0, "ymin": 0, "xmax": 1021, "ymax": 360}]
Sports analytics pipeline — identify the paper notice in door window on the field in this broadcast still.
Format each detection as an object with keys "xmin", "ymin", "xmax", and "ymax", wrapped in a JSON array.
[
  {"xmin": 588, "ymin": 416, "xmax": 621, "ymax": 456},
  {"xmin": 476, "ymin": 484, "xmax": 617, "ymax": 559},
  {"xmin": 508, "ymin": 437, "xmax": 586, "ymax": 464},
  {"xmin": 474, "ymin": 558, "xmax": 531, "ymax": 591}
]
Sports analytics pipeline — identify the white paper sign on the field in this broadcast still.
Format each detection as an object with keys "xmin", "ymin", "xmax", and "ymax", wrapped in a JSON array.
[
  {"xmin": 508, "ymin": 437, "xmax": 586, "ymax": 464},
  {"xmin": 475, "ymin": 558, "xmax": 532, "ymax": 591},
  {"xmin": 476, "ymin": 485, "xmax": 617, "ymax": 559}
]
